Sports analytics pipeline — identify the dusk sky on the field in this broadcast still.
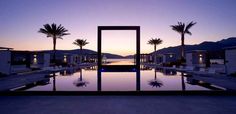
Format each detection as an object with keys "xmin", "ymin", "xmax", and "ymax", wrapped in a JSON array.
[{"xmin": 1, "ymin": 0, "xmax": 236, "ymax": 56}]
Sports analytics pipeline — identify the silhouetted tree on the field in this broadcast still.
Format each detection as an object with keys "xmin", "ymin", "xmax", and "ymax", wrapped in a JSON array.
[
  {"xmin": 73, "ymin": 39, "xmax": 89, "ymax": 63},
  {"xmin": 148, "ymin": 38, "xmax": 163, "ymax": 64},
  {"xmin": 171, "ymin": 21, "xmax": 196, "ymax": 62},
  {"xmin": 38, "ymin": 23, "xmax": 70, "ymax": 66},
  {"xmin": 73, "ymin": 39, "xmax": 89, "ymax": 50}
]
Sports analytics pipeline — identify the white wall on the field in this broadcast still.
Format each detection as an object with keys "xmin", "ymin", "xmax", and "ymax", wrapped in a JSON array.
[
  {"xmin": 43, "ymin": 53, "xmax": 50, "ymax": 67},
  {"xmin": 0, "ymin": 50, "xmax": 11, "ymax": 75},
  {"xmin": 225, "ymin": 49, "xmax": 236, "ymax": 74},
  {"xmin": 186, "ymin": 53, "xmax": 192, "ymax": 66},
  {"xmin": 163, "ymin": 55, "xmax": 166, "ymax": 63}
]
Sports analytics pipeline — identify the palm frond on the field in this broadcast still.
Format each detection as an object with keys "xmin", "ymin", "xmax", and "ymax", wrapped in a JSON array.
[
  {"xmin": 170, "ymin": 22, "xmax": 185, "ymax": 34},
  {"xmin": 171, "ymin": 21, "xmax": 196, "ymax": 36},
  {"xmin": 184, "ymin": 21, "xmax": 197, "ymax": 35},
  {"xmin": 148, "ymin": 38, "xmax": 163, "ymax": 45},
  {"xmin": 38, "ymin": 23, "xmax": 70, "ymax": 39},
  {"xmin": 73, "ymin": 39, "xmax": 89, "ymax": 47}
]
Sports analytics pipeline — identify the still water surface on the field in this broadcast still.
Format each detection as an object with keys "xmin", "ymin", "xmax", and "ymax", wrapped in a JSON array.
[
  {"xmin": 23, "ymin": 59, "xmax": 223, "ymax": 91},
  {"xmin": 25, "ymin": 69, "xmax": 219, "ymax": 91}
]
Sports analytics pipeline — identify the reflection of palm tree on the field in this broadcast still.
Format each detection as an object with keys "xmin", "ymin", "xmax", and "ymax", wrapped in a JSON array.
[
  {"xmin": 148, "ymin": 69, "xmax": 163, "ymax": 88},
  {"xmin": 39, "ymin": 23, "xmax": 70, "ymax": 66},
  {"xmin": 148, "ymin": 38, "xmax": 162, "ymax": 64},
  {"xmin": 73, "ymin": 39, "xmax": 89, "ymax": 63},
  {"xmin": 73, "ymin": 69, "xmax": 89, "ymax": 87},
  {"xmin": 170, "ymin": 21, "xmax": 196, "ymax": 62},
  {"xmin": 53, "ymin": 73, "xmax": 56, "ymax": 91},
  {"xmin": 181, "ymin": 72, "xmax": 186, "ymax": 91}
]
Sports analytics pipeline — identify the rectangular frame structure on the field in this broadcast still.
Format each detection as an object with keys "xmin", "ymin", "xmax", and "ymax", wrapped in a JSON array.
[
  {"xmin": 97, "ymin": 26, "xmax": 140, "ymax": 72},
  {"xmin": 97, "ymin": 26, "xmax": 141, "ymax": 91}
]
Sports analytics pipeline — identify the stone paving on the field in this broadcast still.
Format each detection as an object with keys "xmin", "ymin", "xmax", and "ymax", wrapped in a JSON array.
[{"xmin": 0, "ymin": 96, "xmax": 236, "ymax": 114}]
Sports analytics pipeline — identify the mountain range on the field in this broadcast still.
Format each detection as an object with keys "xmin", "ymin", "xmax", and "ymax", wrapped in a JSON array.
[
  {"xmin": 42, "ymin": 49, "xmax": 123, "ymax": 58},
  {"xmin": 124, "ymin": 37, "xmax": 236, "ymax": 59},
  {"xmin": 151, "ymin": 37, "xmax": 236, "ymax": 58},
  {"xmin": 41, "ymin": 37, "xmax": 236, "ymax": 59}
]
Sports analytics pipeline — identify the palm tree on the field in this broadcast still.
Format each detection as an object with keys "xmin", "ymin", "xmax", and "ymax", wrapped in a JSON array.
[
  {"xmin": 73, "ymin": 39, "xmax": 89, "ymax": 63},
  {"xmin": 38, "ymin": 23, "xmax": 70, "ymax": 66},
  {"xmin": 170, "ymin": 21, "xmax": 196, "ymax": 62},
  {"xmin": 148, "ymin": 38, "xmax": 163, "ymax": 64}
]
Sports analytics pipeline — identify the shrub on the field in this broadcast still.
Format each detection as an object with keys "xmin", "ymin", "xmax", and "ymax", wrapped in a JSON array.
[
  {"xmin": 230, "ymin": 72, "xmax": 236, "ymax": 77},
  {"xmin": 0, "ymin": 72, "xmax": 7, "ymax": 77}
]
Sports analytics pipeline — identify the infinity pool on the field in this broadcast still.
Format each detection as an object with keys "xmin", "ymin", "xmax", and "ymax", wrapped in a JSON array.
[{"xmin": 22, "ymin": 66, "xmax": 224, "ymax": 91}]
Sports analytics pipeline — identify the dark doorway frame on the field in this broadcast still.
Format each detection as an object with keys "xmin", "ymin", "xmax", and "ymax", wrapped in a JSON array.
[
  {"xmin": 97, "ymin": 26, "xmax": 141, "ymax": 91},
  {"xmin": 97, "ymin": 26, "xmax": 140, "ymax": 71}
]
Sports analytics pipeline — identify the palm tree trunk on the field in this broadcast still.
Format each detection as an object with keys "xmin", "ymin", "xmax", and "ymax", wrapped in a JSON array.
[
  {"xmin": 52, "ymin": 37, "xmax": 56, "ymax": 88},
  {"xmin": 53, "ymin": 37, "xmax": 56, "ymax": 67},
  {"xmin": 80, "ymin": 46, "xmax": 83, "ymax": 63},
  {"xmin": 154, "ymin": 45, "xmax": 157, "ymax": 65},
  {"xmin": 181, "ymin": 34, "xmax": 185, "ymax": 61}
]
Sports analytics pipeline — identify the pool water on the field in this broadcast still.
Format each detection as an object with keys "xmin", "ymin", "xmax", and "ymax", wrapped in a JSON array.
[
  {"xmin": 23, "ymin": 67, "xmax": 223, "ymax": 91},
  {"xmin": 105, "ymin": 59, "xmax": 134, "ymax": 65}
]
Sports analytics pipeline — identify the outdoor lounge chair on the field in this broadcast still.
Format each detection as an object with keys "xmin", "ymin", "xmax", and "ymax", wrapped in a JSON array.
[
  {"xmin": 208, "ymin": 68, "xmax": 216, "ymax": 74},
  {"xmin": 177, "ymin": 66, "xmax": 195, "ymax": 72},
  {"xmin": 190, "ymin": 68, "xmax": 220, "ymax": 77}
]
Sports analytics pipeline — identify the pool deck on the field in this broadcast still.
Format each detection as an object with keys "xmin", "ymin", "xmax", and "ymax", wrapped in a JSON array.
[
  {"xmin": 0, "ymin": 71, "xmax": 50, "ymax": 91},
  {"xmin": 0, "ymin": 95, "xmax": 236, "ymax": 114},
  {"xmin": 189, "ymin": 74, "xmax": 236, "ymax": 90},
  {"xmin": 142, "ymin": 63, "xmax": 236, "ymax": 90},
  {"xmin": 0, "ymin": 67, "xmax": 72, "ymax": 91},
  {"xmin": 0, "ymin": 63, "xmax": 97, "ymax": 91}
]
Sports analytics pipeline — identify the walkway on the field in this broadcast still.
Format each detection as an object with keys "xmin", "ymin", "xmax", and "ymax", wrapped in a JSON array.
[
  {"xmin": 190, "ymin": 74, "xmax": 236, "ymax": 90},
  {"xmin": 0, "ymin": 71, "xmax": 49, "ymax": 91},
  {"xmin": 0, "ymin": 96, "xmax": 236, "ymax": 114}
]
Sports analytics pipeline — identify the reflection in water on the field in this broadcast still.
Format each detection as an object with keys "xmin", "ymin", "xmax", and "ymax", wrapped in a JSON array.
[
  {"xmin": 53, "ymin": 72, "xmax": 56, "ymax": 91},
  {"xmin": 73, "ymin": 69, "xmax": 89, "ymax": 87},
  {"xmin": 60, "ymin": 69, "xmax": 75, "ymax": 76},
  {"xmin": 84, "ymin": 66, "xmax": 97, "ymax": 71},
  {"xmin": 162, "ymin": 69, "xmax": 177, "ymax": 75},
  {"xmin": 148, "ymin": 80, "xmax": 163, "ymax": 88},
  {"xmin": 98, "ymin": 71, "xmax": 140, "ymax": 91},
  {"xmin": 23, "ymin": 63, "xmax": 221, "ymax": 91},
  {"xmin": 148, "ymin": 69, "xmax": 163, "ymax": 88},
  {"xmin": 181, "ymin": 72, "xmax": 186, "ymax": 91},
  {"xmin": 105, "ymin": 59, "xmax": 134, "ymax": 65},
  {"xmin": 140, "ymin": 65, "xmax": 152, "ymax": 70}
]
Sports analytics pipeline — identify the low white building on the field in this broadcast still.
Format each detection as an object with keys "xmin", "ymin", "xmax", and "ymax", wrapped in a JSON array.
[
  {"xmin": 163, "ymin": 53, "xmax": 177, "ymax": 63},
  {"xmin": 225, "ymin": 46, "xmax": 236, "ymax": 75},
  {"xmin": 0, "ymin": 49, "xmax": 51, "ymax": 75},
  {"xmin": 0, "ymin": 48, "xmax": 12, "ymax": 75},
  {"xmin": 186, "ymin": 50, "xmax": 206, "ymax": 67},
  {"xmin": 154, "ymin": 53, "xmax": 177, "ymax": 64},
  {"xmin": 30, "ymin": 52, "xmax": 50, "ymax": 68}
]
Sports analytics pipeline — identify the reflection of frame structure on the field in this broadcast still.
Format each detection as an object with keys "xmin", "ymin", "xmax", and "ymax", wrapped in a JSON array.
[{"xmin": 97, "ymin": 26, "xmax": 140, "ymax": 72}]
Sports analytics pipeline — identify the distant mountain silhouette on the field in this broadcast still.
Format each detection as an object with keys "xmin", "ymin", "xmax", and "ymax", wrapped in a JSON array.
[
  {"xmin": 124, "ymin": 55, "xmax": 134, "ymax": 58},
  {"xmin": 151, "ymin": 37, "xmax": 236, "ymax": 58},
  {"xmin": 40, "ymin": 37, "xmax": 236, "ymax": 59},
  {"xmin": 41, "ymin": 49, "xmax": 123, "ymax": 58}
]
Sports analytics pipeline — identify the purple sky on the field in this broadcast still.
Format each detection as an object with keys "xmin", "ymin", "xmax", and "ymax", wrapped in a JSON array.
[{"xmin": 0, "ymin": 0, "xmax": 236, "ymax": 56}]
